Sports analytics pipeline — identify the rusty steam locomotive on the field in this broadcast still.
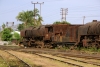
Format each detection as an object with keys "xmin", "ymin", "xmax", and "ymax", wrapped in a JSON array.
[{"xmin": 20, "ymin": 20, "xmax": 100, "ymax": 48}]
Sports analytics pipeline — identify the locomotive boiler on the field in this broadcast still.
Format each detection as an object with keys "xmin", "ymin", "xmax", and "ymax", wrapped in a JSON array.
[{"xmin": 78, "ymin": 20, "xmax": 100, "ymax": 48}]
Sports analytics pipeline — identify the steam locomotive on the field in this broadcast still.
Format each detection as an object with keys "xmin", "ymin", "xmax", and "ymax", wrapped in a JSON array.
[{"xmin": 20, "ymin": 20, "xmax": 100, "ymax": 48}]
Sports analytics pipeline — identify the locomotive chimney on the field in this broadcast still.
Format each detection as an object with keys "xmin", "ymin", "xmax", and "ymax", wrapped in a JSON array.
[{"xmin": 92, "ymin": 20, "xmax": 97, "ymax": 22}]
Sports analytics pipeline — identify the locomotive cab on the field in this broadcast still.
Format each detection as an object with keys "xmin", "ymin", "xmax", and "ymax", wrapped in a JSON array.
[{"xmin": 44, "ymin": 25, "xmax": 53, "ymax": 41}]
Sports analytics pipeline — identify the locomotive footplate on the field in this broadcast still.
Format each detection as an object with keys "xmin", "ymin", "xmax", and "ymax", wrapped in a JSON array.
[{"xmin": 51, "ymin": 42, "xmax": 76, "ymax": 48}]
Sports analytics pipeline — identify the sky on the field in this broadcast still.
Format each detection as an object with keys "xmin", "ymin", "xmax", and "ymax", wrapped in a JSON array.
[{"xmin": 0, "ymin": 0, "xmax": 100, "ymax": 26}]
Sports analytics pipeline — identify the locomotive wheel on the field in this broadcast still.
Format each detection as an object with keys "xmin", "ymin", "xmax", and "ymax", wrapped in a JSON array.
[
  {"xmin": 28, "ymin": 41, "xmax": 31, "ymax": 47},
  {"xmin": 23, "ymin": 41, "xmax": 28, "ymax": 48},
  {"xmin": 40, "ymin": 41, "xmax": 44, "ymax": 48},
  {"xmin": 35, "ymin": 41, "xmax": 44, "ymax": 48},
  {"xmin": 44, "ymin": 43, "xmax": 52, "ymax": 48}
]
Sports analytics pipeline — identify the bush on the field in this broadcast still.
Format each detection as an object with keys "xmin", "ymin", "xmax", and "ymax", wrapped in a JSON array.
[{"xmin": 1, "ymin": 28, "xmax": 12, "ymax": 41}]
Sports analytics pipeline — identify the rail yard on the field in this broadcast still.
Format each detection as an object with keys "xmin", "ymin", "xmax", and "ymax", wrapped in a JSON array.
[
  {"xmin": 1, "ymin": 20, "xmax": 100, "ymax": 67},
  {"xmin": 0, "ymin": 0, "xmax": 100, "ymax": 67},
  {"xmin": 0, "ymin": 45, "xmax": 100, "ymax": 67}
]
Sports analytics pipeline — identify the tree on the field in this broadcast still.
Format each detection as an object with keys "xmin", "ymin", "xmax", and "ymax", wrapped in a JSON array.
[
  {"xmin": 53, "ymin": 21, "xmax": 61, "ymax": 24},
  {"xmin": 16, "ymin": 10, "xmax": 33, "ymax": 27},
  {"xmin": 1, "ymin": 28, "xmax": 13, "ymax": 41},
  {"xmin": 17, "ymin": 23, "xmax": 24, "ymax": 31},
  {"xmin": 53, "ymin": 21, "xmax": 71, "ymax": 25},
  {"xmin": 12, "ymin": 32, "xmax": 20, "ymax": 40},
  {"xmin": 36, "ymin": 15, "xmax": 43, "ymax": 26},
  {"xmin": 2, "ymin": 23, "xmax": 6, "ymax": 29},
  {"xmin": 16, "ymin": 9, "xmax": 43, "ymax": 28},
  {"xmin": 10, "ymin": 31, "xmax": 21, "ymax": 44},
  {"xmin": 61, "ymin": 21, "xmax": 70, "ymax": 24}
]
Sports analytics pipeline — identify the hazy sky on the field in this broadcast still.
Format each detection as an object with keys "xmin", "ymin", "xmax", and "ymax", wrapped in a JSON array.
[{"xmin": 0, "ymin": 0, "xmax": 100, "ymax": 26}]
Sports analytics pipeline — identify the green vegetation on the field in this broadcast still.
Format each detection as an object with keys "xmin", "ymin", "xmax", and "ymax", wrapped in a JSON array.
[
  {"xmin": 53, "ymin": 21, "xmax": 71, "ymax": 25},
  {"xmin": 11, "ymin": 32, "xmax": 21, "ymax": 44},
  {"xmin": 80, "ymin": 47, "xmax": 100, "ymax": 52},
  {"xmin": 11, "ymin": 32, "xmax": 20, "ymax": 40},
  {"xmin": 17, "ymin": 23, "xmax": 24, "ymax": 31},
  {"xmin": 1, "ymin": 28, "xmax": 13, "ymax": 41},
  {"xmin": 0, "ymin": 26, "xmax": 21, "ymax": 45},
  {"xmin": 16, "ymin": 9, "xmax": 43, "ymax": 31},
  {"xmin": 55, "ymin": 45, "xmax": 100, "ymax": 52},
  {"xmin": 2, "ymin": 23, "xmax": 6, "ymax": 29},
  {"xmin": 0, "ymin": 58, "xmax": 8, "ymax": 67}
]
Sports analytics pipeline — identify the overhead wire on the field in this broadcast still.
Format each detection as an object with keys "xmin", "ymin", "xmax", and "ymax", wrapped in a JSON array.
[
  {"xmin": 0, "ymin": 0, "xmax": 100, "ymax": 14},
  {"xmin": 0, "ymin": 2, "xmax": 100, "ymax": 15},
  {"xmin": 0, "ymin": 0, "xmax": 100, "ymax": 25}
]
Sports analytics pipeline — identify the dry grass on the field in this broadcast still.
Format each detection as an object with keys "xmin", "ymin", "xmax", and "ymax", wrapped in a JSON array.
[
  {"xmin": 60, "ymin": 55, "xmax": 100, "ymax": 65},
  {"xmin": 0, "ymin": 50, "xmax": 26, "ymax": 67},
  {"xmin": 0, "ymin": 57, "xmax": 8, "ymax": 67},
  {"xmin": 8, "ymin": 51, "xmax": 73, "ymax": 67},
  {"xmin": 37, "ymin": 53, "xmax": 100, "ymax": 67}
]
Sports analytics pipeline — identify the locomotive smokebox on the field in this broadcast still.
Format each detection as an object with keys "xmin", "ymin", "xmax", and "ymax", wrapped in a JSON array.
[{"xmin": 88, "ymin": 20, "xmax": 100, "ymax": 35}]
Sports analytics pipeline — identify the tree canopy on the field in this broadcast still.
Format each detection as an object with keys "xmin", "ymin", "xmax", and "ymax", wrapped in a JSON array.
[
  {"xmin": 17, "ymin": 23, "xmax": 24, "ymax": 31},
  {"xmin": 16, "ymin": 9, "xmax": 43, "ymax": 31},
  {"xmin": 11, "ymin": 32, "xmax": 20, "ymax": 40},
  {"xmin": 53, "ymin": 21, "xmax": 71, "ymax": 25},
  {"xmin": 1, "ymin": 28, "xmax": 13, "ymax": 41}
]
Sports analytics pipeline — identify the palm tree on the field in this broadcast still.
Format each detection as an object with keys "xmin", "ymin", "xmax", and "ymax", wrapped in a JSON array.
[
  {"xmin": 16, "ymin": 11, "xmax": 33, "ymax": 27},
  {"xmin": 16, "ymin": 9, "xmax": 43, "ymax": 28},
  {"xmin": 37, "ymin": 16, "xmax": 43, "ymax": 26}
]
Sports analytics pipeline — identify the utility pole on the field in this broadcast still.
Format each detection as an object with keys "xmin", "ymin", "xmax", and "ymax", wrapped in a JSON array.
[
  {"xmin": 83, "ymin": 16, "xmax": 85, "ymax": 25},
  {"xmin": 60, "ymin": 8, "xmax": 64, "ymax": 22},
  {"xmin": 65, "ymin": 8, "xmax": 68, "ymax": 21},
  {"xmin": 31, "ymin": 2, "xmax": 44, "ymax": 24},
  {"xmin": 60, "ymin": 8, "xmax": 68, "ymax": 22},
  {"xmin": 37, "ymin": 2, "xmax": 44, "ymax": 16},
  {"xmin": 31, "ymin": 2, "xmax": 37, "ymax": 22}
]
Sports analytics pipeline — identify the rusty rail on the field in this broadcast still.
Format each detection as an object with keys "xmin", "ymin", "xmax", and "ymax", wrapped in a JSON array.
[
  {"xmin": 34, "ymin": 53, "xmax": 83, "ymax": 67},
  {"xmin": 5, "ymin": 50, "xmax": 32, "ymax": 67}
]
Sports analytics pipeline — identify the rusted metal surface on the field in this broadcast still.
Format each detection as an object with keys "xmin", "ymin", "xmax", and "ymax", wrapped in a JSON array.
[
  {"xmin": 20, "ymin": 29, "xmax": 26, "ymax": 37},
  {"xmin": 67, "ymin": 25, "xmax": 82, "ymax": 42},
  {"xmin": 78, "ymin": 23, "xmax": 90, "ymax": 42},
  {"xmin": 52, "ymin": 24, "xmax": 69, "ymax": 42},
  {"xmin": 88, "ymin": 21, "xmax": 100, "ymax": 35},
  {"xmin": 32, "ymin": 25, "xmax": 45, "ymax": 37},
  {"xmin": 77, "ymin": 20, "xmax": 100, "ymax": 48},
  {"xmin": 44, "ymin": 24, "xmax": 82, "ymax": 42},
  {"xmin": 20, "ymin": 20, "xmax": 100, "ymax": 48},
  {"xmin": 25, "ymin": 27, "xmax": 34, "ymax": 37},
  {"xmin": 20, "ymin": 27, "xmax": 34, "ymax": 38}
]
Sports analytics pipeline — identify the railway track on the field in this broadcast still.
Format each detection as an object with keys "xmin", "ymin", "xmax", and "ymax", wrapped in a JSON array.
[
  {"xmin": 28, "ymin": 52, "xmax": 100, "ymax": 67},
  {"xmin": 0, "ymin": 45, "xmax": 100, "ymax": 67},
  {"xmin": 19, "ymin": 48, "xmax": 100, "ymax": 60},
  {"xmin": 0, "ymin": 50, "xmax": 31, "ymax": 67},
  {"xmin": 55, "ymin": 55, "xmax": 100, "ymax": 66},
  {"xmin": 53, "ymin": 54, "xmax": 100, "ymax": 66},
  {"xmin": 34, "ymin": 53, "xmax": 83, "ymax": 67},
  {"xmin": 20, "ymin": 49, "xmax": 100, "ymax": 67}
]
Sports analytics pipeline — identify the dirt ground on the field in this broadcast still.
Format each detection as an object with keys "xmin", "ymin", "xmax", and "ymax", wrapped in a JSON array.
[
  {"xmin": 0, "ymin": 50, "xmax": 99, "ymax": 67},
  {"xmin": 0, "ymin": 45, "xmax": 100, "ymax": 67},
  {"xmin": 0, "ymin": 45, "xmax": 100, "ymax": 56},
  {"xmin": 1, "ymin": 50, "xmax": 73, "ymax": 67}
]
